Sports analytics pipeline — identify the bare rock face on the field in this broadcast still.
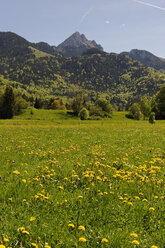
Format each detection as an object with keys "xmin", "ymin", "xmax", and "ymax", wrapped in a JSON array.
[
  {"xmin": 57, "ymin": 32, "xmax": 103, "ymax": 57},
  {"xmin": 121, "ymin": 49, "xmax": 165, "ymax": 70}
]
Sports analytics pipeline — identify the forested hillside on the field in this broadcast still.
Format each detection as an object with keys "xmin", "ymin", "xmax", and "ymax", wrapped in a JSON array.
[{"xmin": 1, "ymin": 31, "xmax": 165, "ymax": 108}]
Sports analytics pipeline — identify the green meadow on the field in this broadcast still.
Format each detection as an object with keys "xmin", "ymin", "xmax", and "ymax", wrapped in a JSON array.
[{"xmin": 0, "ymin": 110, "xmax": 165, "ymax": 248}]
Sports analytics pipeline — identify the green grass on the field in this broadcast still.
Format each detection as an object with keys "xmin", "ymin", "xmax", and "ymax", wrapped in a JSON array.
[
  {"xmin": 0, "ymin": 111, "xmax": 165, "ymax": 247},
  {"xmin": 29, "ymin": 46, "xmax": 52, "ymax": 58}
]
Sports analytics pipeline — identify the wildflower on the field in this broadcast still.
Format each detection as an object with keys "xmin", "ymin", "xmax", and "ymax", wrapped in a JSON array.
[
  {"xmin": 68, "ymin": 223, "xmax": 75, "ymax": 228},
  {"xmin": 78, "ymin": 195, "xmax": 83, "ymax": 199},
  {"xmin": 31, "ymin": 243, "xmax": 38, "ymax": 248},
  {"xmin": 151, "ymin": 246, "xmax": 158, "ymax": 248},
  {"xmin": 149, "ymin": 207, "xmax": 155, "ymax": 211},
  {"xmin": 30, "ymin": 217, "xmax": 36, "ymax": 221},
  {"xmin": 22, "ymin": 179, "xmax": 26, "ymax": 183},
  {"xmin": 13, "ymin": 170, "xmax": 20, "ymax": 175},
  {"xmin": 17, "ymin": 227, "xmax": 25, "ymax": 232},
  {"xmin": 44, "ymin": 244, "xmax": 51, "ymax": 248},
  {"xmin": 58, "ymin": 186, "xmax": 64, "ymax": 190},
  {"xmin": 128, "ymin": 202, "xmax": 133, "ymax": 205},
  {"xmin": 142, "ymin": 199, "xmax": 148, "ymax": 202},
  {"xmin": 3, "ymin": 237, "xmax": 9, "ymax": 242},
  {"xmin": 101, "ymin": 238, "xmax": 108, "ymax": 243},
  {"xmin": 78, "ymin": 225, "xmax": 85, "ymax": 231},
  {"xmin": 22, "ymin": 230, "xmax": 30, "ymax": 235},
  {"xmin": 0, "ymin": 245, "xmax": 5, "ymax": 248},
  {"xmin": 130, "ymin": 233, "xmax": 138, "ymax": 238},
  {"xmin": 132, "ymin": 240, "xmax": 140, "ymax": 245},
  {"xmin": 79, "ymin": 237, "xmax": 86, "ymax": 242}
]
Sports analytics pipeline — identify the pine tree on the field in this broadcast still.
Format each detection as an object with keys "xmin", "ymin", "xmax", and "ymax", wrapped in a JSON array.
[{"xmin": 0, "ymin": 86, "xmax": 15, "ymax": 119}]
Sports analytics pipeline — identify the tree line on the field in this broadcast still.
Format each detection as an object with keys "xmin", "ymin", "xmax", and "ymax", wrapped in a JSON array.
[{"xmin": 128, "ymin": 83, "xmax": 165, "ymax": 121}]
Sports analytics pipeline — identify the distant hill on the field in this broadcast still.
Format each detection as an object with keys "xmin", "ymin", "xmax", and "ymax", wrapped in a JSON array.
[
  {"xmin": 121, "ymin": 49, "xmax": 165, "ymax": 70},
  {"xmin": 1, "ymin": 31, "xmax": 165, "ymax": 108},
  {"xmin": 57, "ymin": 32, "xmax": 103, "ymax": 57}
]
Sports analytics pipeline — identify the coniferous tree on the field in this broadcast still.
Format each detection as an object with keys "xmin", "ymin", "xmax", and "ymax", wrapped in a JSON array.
[{"xmin": 0, "ymin": 86, "xmax": 15, "ymax": 119}]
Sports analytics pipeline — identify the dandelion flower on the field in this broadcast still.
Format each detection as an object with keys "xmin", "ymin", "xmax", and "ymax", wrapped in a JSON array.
[
  {"xmin": 78, "ymin": 195, "xmax": 83, "ymax": 199},
  {"xmin": 13, "ymin": 170, "xmax": 20, "ymax": 175},
  {"xmin": 44, "ymin": 244, "xmax": 51, "ymax": 248},
  {"xmin": 132, "ymin": 240, "xmax": 140, "ymax": 245},
  {"xmin": 58, "ymin": 186, "xmax": 64, "ymax": 190},
  {"xmin": 22, "ymin": 230, "xmax": 30, "ymax": 235},
  {"xmin": 149, "ymin": 207, "xmax": 155, "ymax": 211},
  {"xmin": 78, "ymin": 225, "xmax": 85, "ymax": 231},
  {"xmin": 130, "ymin": 233, "xmax": 138, "ymax": 238},
  {"xmin": 3, "ymin": 237, "xmax": 9, "ymax": 242},
  {"xmin": 31, "ymin": 243, "xmax": 38, "ymax": 248},
  {"xmin": 151, "ymin": 246, "xmax": 158, "ymax": 248},
  {"xmin": 17, "ymin": 227, "xmax": 25, "ymax": 232},
  {"xmin": 68, "ymin": 223, "xmax": 75, "ymax": 228},
  {"xmin": 101, "ymin": 238, "xmax": 108, "ymax": 243},
  {"xmin": 22, "ymin": 179, "xmax": 26, "ymax": 183},
  {"xmin": 79, "ymin": 237, "xmax": 86, "ymax": 242},
  {"xmin": 0, "ymin": 245, "xmax": 5, "ymax": 248},
  {"xmin": 30, "ymin": 217, "xmax": 36, "ymax": 221}
]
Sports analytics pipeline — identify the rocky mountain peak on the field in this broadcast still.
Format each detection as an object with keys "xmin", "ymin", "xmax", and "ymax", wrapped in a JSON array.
[{"xmin": 57, "ymin": 32, "xmax": 103, "ymax": 57}]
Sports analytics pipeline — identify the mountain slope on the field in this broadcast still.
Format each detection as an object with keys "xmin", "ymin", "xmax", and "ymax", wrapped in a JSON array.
[
  {"xmin": 57, "ymin": 32, "xmax": 103, "ymax": 56},
  {"xmin": 121, "ymin": 49, "xmax": 165, "ymax": 70},
  {"xmin": 1, "ymin": 31, "xmax": 165, "ymax": 108},
  {"xmin": 33, "ymin": 42, "xmax": 62, "ymax": 56},
  {"xmin": 0, "ymin": 31, "xmax": 62, "ymax": 58}
]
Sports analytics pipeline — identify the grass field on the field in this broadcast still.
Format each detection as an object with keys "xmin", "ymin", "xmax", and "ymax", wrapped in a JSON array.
[{"xmin": 0, "ymin": 110, "xmax": 165, "ymax": 248}]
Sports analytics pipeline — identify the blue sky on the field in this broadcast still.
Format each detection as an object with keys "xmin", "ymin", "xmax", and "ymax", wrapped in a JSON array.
[{"xmin": 1, "ymin": 0, "xmax": 165, "ymax": 57}]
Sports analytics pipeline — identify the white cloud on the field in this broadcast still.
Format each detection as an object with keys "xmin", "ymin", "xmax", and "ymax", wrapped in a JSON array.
[
  {"xmin": 120, "ymin": 23, "xmax": 126, "ymax": 28},
  {"xmin": 105, "ymin": 20, "xmax": 110, "ymax": 24},
  {"xmin": 133, "ymin": 0, "xmax": 165, "ymax": 11}
]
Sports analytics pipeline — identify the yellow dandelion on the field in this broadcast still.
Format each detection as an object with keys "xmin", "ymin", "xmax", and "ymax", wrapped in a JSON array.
[
  {"xmin": 13, "ymin": 170, "xmax": 20, "ymax": 175},
  {"xmin": 31, "ymin": 243, "xmax": 38, "ymax": 248},
  {"xmin": 30, "ymin": 217, "xmax": 36, "ymax": 221},
  {"xmin": 79, "ymin": 237, "xmax": 86, "ymax": 242},
  {"xmin": 22, "ymin": 230, "xmax": 30, "ymax": 235},
  {"xmin": 3, "ymin": 237, "xmax": 9, "ymax": 242},
  {"xmin": 78, "ymin": 195, "xmax": 83, "ymax": 199},
  {"xmin": 58, "ymin": 186, "xmax": 64, "ymax": 190},
  {"xmin": 68, "ymin": 223, "xmax": 75, "ymax": 228},
  {"xmin": 44, "ymin": 244, "xmax": 51, "ymax": 248},
  {"xmin": 17, "ymin": 227, "xmax": 25, "ymax": 232},
  {"xmin": 101, "ymin": 238, "xmax": 108, "ymax": 243},
  {"xmin": 149, "ymin": 207, "xmax": 155, "ymax": 211},
  {"xmin": 78, "ymin": 225, "xmax": 85, "ymax": 231},
  {"xmin": 130, "ymin": 233, "xmax": 138, "ymax": 238},
  {"xmin": 0, "ymin": 245, "xmax": 5, "ymax": 248},
  {"xmin": 132, "ymin": 240, "xmax": 140, "ymax": 245},
  {"xmin": 151, "ymin": 246, "xmax": 158, "ymax": 248}
]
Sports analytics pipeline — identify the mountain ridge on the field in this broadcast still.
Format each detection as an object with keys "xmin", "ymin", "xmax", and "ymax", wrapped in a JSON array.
[{"xmin": 121, "ymin": 49, "xmax": 165, "ymax": 70}]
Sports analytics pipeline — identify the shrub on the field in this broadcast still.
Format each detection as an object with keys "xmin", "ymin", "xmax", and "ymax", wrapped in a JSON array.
[
  {"xmin": 128, "ymin": 103, "xmax": 143, "ymax": 120},
  {"xmin": 149, "ymin": 112, "xmax": 155, "ymax": 124},
  {"xmin": 79, "ymin": 108, "xmax": 89, "ymax": 120}
]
